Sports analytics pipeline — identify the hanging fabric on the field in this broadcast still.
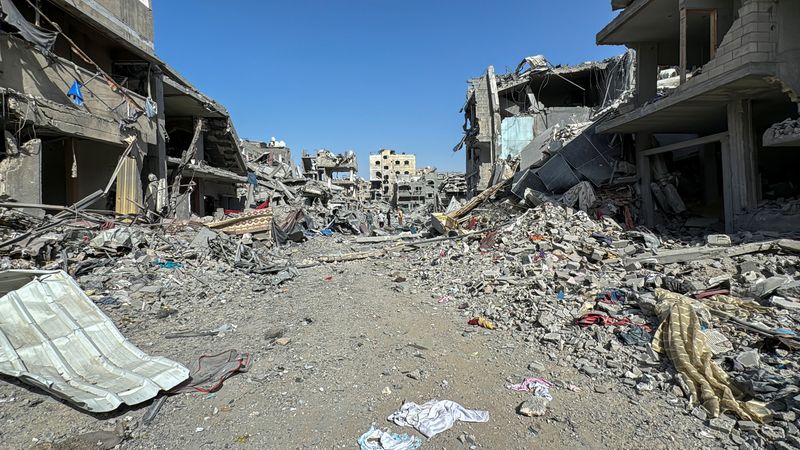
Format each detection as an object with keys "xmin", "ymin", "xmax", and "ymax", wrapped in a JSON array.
[
  {"xmin": 144, "ymin": 97, "xmax": 158, "ymax": 118},
  {"xmin": 67, "ymin": 81, "xmax": 84, "ymax": 106},
  {"xmin": 0, "ymin": 0, "xmax": 58, "ymax": 52},
  {"xmin": 71, "ymin": 145, "xmax": 78, "ymax": 178}
]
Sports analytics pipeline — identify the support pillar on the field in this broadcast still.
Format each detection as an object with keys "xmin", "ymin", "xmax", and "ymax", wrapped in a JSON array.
[
  {"xmin": 636, "ymin": 132, "xmax": 655, "ymax": 227},
  {"xmin": 0, "ymin": 137, "xmax": 43, "ymax": 217},
  {"xmin": 146, "ymin": 67, "xmax": 167, "ymax": 180},
  {"xmin": 635, "ymin": 43, "xmax": 658, "ymax": 107},
  {"xmin": 726, "ymin": 100, "xmax": 758, "ymax": 218},
  {"xmin": 680, "ymin": 6, "xmax": 687, "ymax": 84},
  {"xmin": 720, "ymin": 136, "xmax": 735, "ymax": 233}
]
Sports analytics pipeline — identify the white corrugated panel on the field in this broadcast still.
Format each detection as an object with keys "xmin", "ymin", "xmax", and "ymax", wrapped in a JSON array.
[{"xmin": 0, "ymin": 270, "xmax": 189, "ymax": 412}]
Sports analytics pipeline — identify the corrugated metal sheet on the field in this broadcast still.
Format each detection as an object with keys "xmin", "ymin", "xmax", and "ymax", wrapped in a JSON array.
[{"xmin": 0, "ymin": 270, "xmax": 189, "ymax": 412}]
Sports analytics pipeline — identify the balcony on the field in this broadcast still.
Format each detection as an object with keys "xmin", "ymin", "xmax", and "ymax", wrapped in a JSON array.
[{"xmin": 1, "ymin": 34, "xmax": 156, "ymax": 145}]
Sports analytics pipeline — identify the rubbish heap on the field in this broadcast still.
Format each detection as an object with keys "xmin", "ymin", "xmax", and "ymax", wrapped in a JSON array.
[{"xmin": 397, "ymin": 198, "xmax": 800, "ymax": 447}]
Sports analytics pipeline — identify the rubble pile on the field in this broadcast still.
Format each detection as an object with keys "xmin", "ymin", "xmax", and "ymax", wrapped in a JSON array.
[
  {"xmin": 398, "ymin": 201, "xmax": 800, "ymax": 446},
  {"xmin": 764, "ymin": 118, "xmax": 800, "ymax": 145}
]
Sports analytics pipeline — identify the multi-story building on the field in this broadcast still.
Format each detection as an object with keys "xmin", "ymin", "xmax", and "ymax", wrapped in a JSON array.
[
  {"xmin": 395, "ymin": 171, "xmax": 468, "ymax": 212},
  {"xmin": 0, "ymin": 0, "xmax": 245, "ymax": 217},
  {"xmin": 300, "ymin": 149, "xmax": 363, "ymax": 199},
  {"xmin": 596, "ymin": 0, "xmax": 800, "ymax": 232},
  {"xmin": 368, "ymin": 149, "xmax": 417, "ymax": 201},
  {"xmin": 458, "ymin": 54, "xmax": 634, "ymax": 198}
]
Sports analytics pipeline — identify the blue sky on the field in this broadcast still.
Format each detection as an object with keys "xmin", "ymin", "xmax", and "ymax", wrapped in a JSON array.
[{"xmin": 153, "ymin": 1, "xmax": 624, "ymax": 177}]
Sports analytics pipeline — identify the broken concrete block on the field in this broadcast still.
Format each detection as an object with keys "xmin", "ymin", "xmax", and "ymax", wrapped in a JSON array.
[
  {"xmin": 518, "ymin": 396, "xmax": 549, "ymax": 417},
  {"xmin": 706, "ymin": 234, "xmax": 731, "ymax": 247},
  {"xmin": 733, "ymin": 350, "xmax": 760, "ymax": 371},
  {"xmin": 708, "ymin": 416, "xmax": 736, "ymax": 433}
]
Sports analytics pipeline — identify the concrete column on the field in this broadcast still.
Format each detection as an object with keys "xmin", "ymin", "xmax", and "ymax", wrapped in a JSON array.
[
  {"xmin": 0, "ymin": 137, "xmax": 43, "ymax": 217},
  {"xmin": 720, "ymin": 136, "xmax": 735, "ymax": 233},
  {"xmin": 726, "ymin": 99, "xmax": 758, "ymax": 215},
  {"xmin": 194, "ymin": 126, "xmax": 205, "ymax": 162},
  {"xmin": 635, "ymin": 43, "xmax": 658, "ymax": 107},
  {"xmin": 636, "ymin": 132, "xmax": 655, "ymax": 227},
  {"xmin": 680, "ymin": 6, "xmax": 688, "ymax": 83},
  {"xmin": 146, "ymin": 67, "xmax": 167, "ymax": 179}
]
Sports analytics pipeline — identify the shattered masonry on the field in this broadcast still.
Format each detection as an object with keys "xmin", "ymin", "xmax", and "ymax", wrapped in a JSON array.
[{"xmin": 458, "ymin": 0, "xmax": 800, "ymax": 234}]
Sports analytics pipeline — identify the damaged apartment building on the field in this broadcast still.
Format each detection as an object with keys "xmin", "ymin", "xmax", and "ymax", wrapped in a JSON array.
[
  {"xmin": 301, "ymin": 148, "xmax": 367, "ymax": 201},
  {"xmin": 395, "ymin": 171, "xmax": 468, "ymax": 212},
  {"xmin": 596, "ymin": 0, "xmax": 800, "ymax": 232},
  {"xmin": 369, "ymin": 149, "xmax": 416, "ymax": 202},
  {"xmin": 0, "ymin": 0, "xmax": 245, "ymax": 218},
  {"xmin": 370, "ymin": 148, "xmax": 468, "ymax": 211},
  {"xmin": 457, "ymin": 52, "xmax": 636, "ymax": 207}
]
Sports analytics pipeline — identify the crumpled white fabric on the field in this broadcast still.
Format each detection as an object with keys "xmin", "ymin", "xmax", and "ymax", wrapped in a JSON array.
[
  {"xmin": 357, "ymin": 426, "xmax": 421, "ymax": 450},
  {"xmin": 387, "ymin": 400, "xmax": 490, "ymax": 438}
]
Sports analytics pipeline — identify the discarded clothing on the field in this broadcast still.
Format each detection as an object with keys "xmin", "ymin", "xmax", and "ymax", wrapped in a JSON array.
[
  {"xmin": 153, "ymin": 259, "xmax": 183, "ymax": 269},
  {"xmin": 468, "ymin": 317, "xmax": 496, "ymax": 330},
  {"xmin": 596, "ymin": 288, "xmax": 626, "ymax": 304},
  {"xmin": 357, "ymin": 426, "xmax": 421, "ymax": 450},
  {"xmin": 67, "ymin": 81, "xmax": 84, "ymax": 106},
  {"xmin": 171, "ymin": 350, "xmax": 250, "ymax": 394},
  {"xmin": 0, "ymin": 270, "xmax": 189, "ymax": 412},
  {"xmin": 576, "ymin": 313, "xmax": 632, "ymax": 328},
  {"xmin": 507, "ymin": 377, "xmax": 553, "ymax": 400},
  {"xmin": 387, "ymin": 400, "xmax": 489, "ymax": 438},
  {"xmin": 652, "ymin": 289, "xmax": 769, "ymax": 421},
  {"xmin": 618, "ymin": 326, "xmax": 652, "ymax": 346}
]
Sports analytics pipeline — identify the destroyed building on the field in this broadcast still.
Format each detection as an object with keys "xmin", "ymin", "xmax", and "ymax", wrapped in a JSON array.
[
  {"xmin": 162, "ymin": 77, "xmax": 247, "ymax": 217},
  {"xmin": 242, "ymin": 138, "xmax": 293, "ymax": 167},
  {"xmin": 395, "ymin": 171, "xmax": 467, "ymax": 212},
  {"xmin": 0, "ymin": 0, "xmax": 245, "ymax": 218},
  {"xmin": 458, "ymin": 53, "xmax": 635, "ymax": 199},
  {"xmin": 369, "ymin": 149, "xmax": 417, "ymax": 202},
  {"xmin": 596, "ymin": 0, "xmax": 800, "ymax": 233},
  {"xmin": 300, "ymin": 149, "xmax": 365, "ymax": 200}
]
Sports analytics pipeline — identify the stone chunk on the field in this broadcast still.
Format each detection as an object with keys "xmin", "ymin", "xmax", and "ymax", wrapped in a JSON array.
[
  {"xmin": 733, "ymin": 350, "xmax": 760, "ymax": 371},
  {"xmin": 706, "ymin": 234, "xmax": 731, "ymax": 247},
  {"xmin": 761, "ymin": 425, "xmax": 786, "ymax": 441},
  {"xmin": 518, "ymin": 396, "xmax": 549, "ymax": 417},
  {"xmin": 708, "ymin": 416, "xmax": 735, "ymax": 433}
]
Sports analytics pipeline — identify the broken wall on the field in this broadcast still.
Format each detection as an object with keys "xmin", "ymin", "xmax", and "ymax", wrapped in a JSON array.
[
  {"xmin": 0, "ymin": 137, "xmax": 42, "ymax": 215},
  {"xmin": 0, "ymin": 35, "xmax": 156, "ymax": 145}
]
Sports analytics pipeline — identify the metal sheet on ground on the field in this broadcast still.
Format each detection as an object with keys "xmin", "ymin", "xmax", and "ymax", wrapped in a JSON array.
[{"xmin": 0, "ymin": 270, "xmax": 189, "ymax": 412}]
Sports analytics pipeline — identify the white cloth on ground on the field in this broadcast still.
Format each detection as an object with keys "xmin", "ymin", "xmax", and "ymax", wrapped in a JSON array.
[
  {"xmin": 357, "ymin": 426, "xmax": 421, "ymax": 450},
  {"xmin": 387, "ymin": 399, "xmax": 490, "ymax": 438}
]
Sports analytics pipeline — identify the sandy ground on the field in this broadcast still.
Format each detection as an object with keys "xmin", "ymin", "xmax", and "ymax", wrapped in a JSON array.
[{"xmin": 0, "ymin": 250, "xmax": 733, "ymax": 450}]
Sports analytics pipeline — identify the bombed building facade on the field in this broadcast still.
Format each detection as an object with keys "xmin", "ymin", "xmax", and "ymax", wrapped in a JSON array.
[
  {"xmin": 0, "ymin": 0, "xmax": 245, "ymax": 218},
  {"xmin": 368, "ymin": 149, "xmax": 417, "ymax": 202},
  {"xmin": 597, "ymin": 0, "xmax": 800, "ymax": 233},
  {"xmin": 395, "ymin": 171, "xmax": 467, "ymax": 212},
  {"xmin": 458, "ymin": 0, "xmax": 800, "ymax": 233},
  {"xmin": 458, "ymin": 53, "xmax": 635, "ymax": 200}
]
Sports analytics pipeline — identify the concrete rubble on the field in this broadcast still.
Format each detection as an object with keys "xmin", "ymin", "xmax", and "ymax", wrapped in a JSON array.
[{"xmin": 1, "ymin": 0, "xmax": 799, "ymax": 448}]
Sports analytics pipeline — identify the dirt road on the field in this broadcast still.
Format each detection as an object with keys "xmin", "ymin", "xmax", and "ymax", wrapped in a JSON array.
[{"xmin": 1, "ymin": 253, "xmax": 729, "ymax": 449}]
